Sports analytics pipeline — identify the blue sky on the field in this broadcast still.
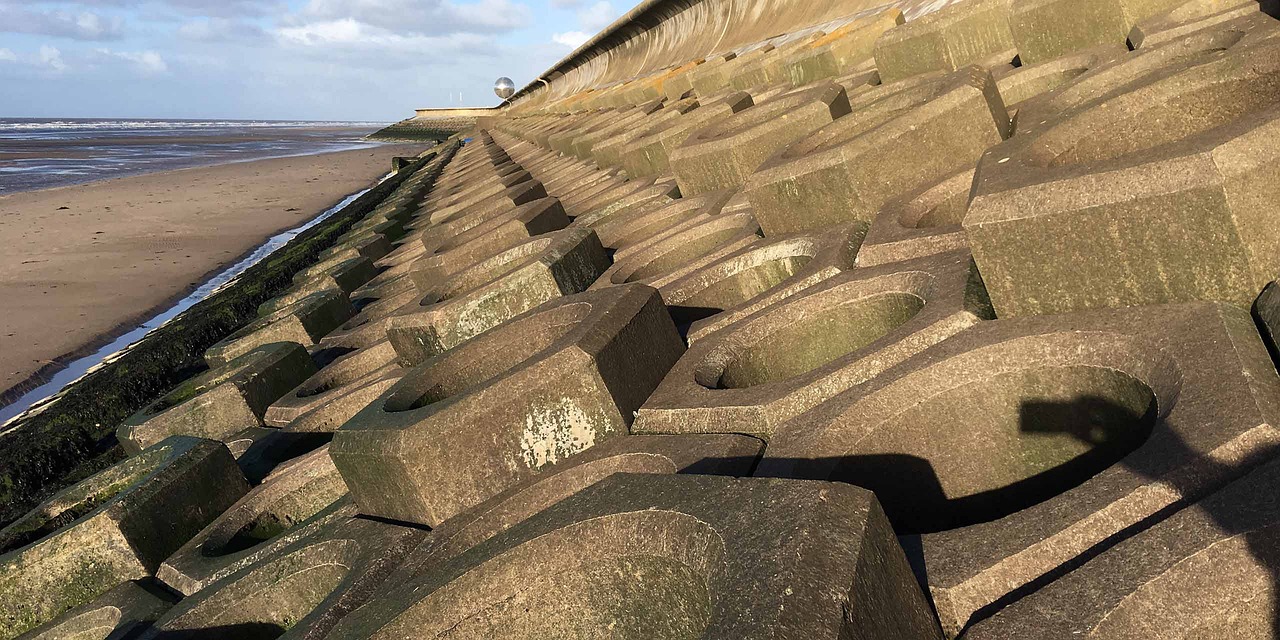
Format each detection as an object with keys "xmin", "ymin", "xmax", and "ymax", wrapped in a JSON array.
[{"xmin": 0, "ymin": 0, "xmax": 627, "ymax": 121}]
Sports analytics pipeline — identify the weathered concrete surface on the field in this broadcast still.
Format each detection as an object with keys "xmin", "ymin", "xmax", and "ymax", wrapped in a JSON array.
[
  {"xmin": 0, "ymin": 437, "xmax": 247, "ymax": 639},
  {"xmin": 117, "ymin": 342, "xmax": 316, "ymax": 454},
  {"xmin": 759, "ymin": 301, "xmax": 1280, "ymax": 635},
  {"xmin": 745, "ymin": 66, "xmax": 1009, "ymax": 236},
  {"xmin": 384, "ymin": 227, "xmax": 609, "ymax": 366},
  {"xmin": 324, "ymin": 474, "xmax": 943, "ymax": 639},
  {"xmin": 873, "ymin": 0, "xmax": 1015, "ymax": 82},
  {"xmin": 965, "ymin": 454, "xmax": 1280, "ymax": 639},
  {"xmin": 332, "ymin": 285, "xmax": 686, "ymax": 527},
  {"xmin": 157, "ymin": 445, "xmax": 348, "ymax": 596},
  {"xmin": 634, "ymin": 250, "xmax": 982, "ymax": 439},
  {"xmin": 965, "ymin": 17, "xmax": 1280, "ymax": 316},
  {"xmin": 15, "ymin": 580, "xmax": 174, "ymax": 640},
  {"xmin": 204, "ymin": 290, "xmax": 352, "ymax": 367}
]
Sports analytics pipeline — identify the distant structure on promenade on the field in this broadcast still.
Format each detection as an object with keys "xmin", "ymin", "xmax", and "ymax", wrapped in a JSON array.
[{"xmin": 494, "ymin": 77, "xmax": 516, "ymax": 99}]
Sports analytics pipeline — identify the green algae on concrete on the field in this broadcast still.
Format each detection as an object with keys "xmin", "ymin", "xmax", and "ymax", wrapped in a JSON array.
[{"xmin": 0, "ymin": 437, "xmax": 247, "ymax": 639}]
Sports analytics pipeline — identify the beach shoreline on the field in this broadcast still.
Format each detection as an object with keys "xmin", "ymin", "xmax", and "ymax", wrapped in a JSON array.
[{"xmin": 0, "ymin": 143, "xmax": 428, "ymax": 407}]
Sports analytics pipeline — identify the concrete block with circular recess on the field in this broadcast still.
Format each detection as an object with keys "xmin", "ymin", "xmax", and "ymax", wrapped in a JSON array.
[
  {"xmin": 660, "ymin": 225, "xmax": 863, "ymax": 342},
  {"xmin": 205, "ymin": 290, "xmax": 351, "ymax": 368},
  {"xmin": 332, "ymin": 284, "xmax": 685, "ymax": 527},
  {"xmin": 872, "ymin": 0, "xmax": 1016, "ymax": 83},
  {"xmin": 385, "ymin": 227, "xmax": 609, "ymax": 366},
  {"xmin": 590, "ymin": 210, "xmax": 763, "ymax": 293},
  {"xmin": 0, "ymin": 437, "xmax": 247, "ymax": 640},
  {"xmin": 118, "ymin": 342, "xmax": 316, "ymax": 454},
  {"xmin": 323, "ymin": 473, "xmax": 943, "ymax": 640},
  {"xmin": 13, "ymin": 579, "xmax": 175, "ymax": 640},
  {"xmin": 670, "ymin": 82, "xmax": 850, "ymax": 196},
  {"xmin": 759, "ymin": 301, "xmax": 1280, "ymax": 636},
  {"xmin": 156, "ymin": 446, "xmax": 349, "ymax": 596},
  {"xmin": 965, "ymin": 454, "xmax": 1280, "ymax": 639},
  {"xmin": 264, "ymin": 339, "xmax": 401, "ymax": 428},
  {"xmin": 745, "ymin": 66, "xmax": 1009, "ymax": 236},
  {"xmin": 139, "ymin": 502, "xmax": 425, "ymax": 640},
  {"xmin": 633, "ymin": 250, "xmax": 983, "ymax": 439},
  {"xmin": 782, "ymin": 9, "xmax": 905, "ymax": 86},
  {"xmin": 965, "ymin": 22, "xmax": 1280, "ymax": 316}
]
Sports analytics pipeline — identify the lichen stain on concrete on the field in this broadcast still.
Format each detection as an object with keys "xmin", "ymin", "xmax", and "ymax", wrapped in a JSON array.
[{"xmin": 519, "ymin": 397, "xmax": 610, "ymax": 469}]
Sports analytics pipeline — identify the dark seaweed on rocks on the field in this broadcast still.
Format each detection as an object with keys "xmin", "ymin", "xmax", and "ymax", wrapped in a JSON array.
[{"xmin": 0, "ymin": 142, "xmax": 458, "ymax": 529}]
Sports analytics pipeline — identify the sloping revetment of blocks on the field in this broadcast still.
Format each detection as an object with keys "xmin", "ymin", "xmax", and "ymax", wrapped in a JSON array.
[{"xmin": 7, "ymin": 0, "xmax": 1280, "ymax": 637}]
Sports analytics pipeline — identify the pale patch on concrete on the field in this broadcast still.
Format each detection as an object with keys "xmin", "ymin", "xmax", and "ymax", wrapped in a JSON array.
[{"xmin": 519, "ymin": 397, "xmax": 609, "ymax": 469}]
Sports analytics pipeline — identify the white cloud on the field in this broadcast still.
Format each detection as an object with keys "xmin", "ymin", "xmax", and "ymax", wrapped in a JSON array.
[
  {"xmin": 293, "ymin": 0, "xmax": 531, "ymax": 36},
  {"xmin": 94, "ymin": 48, "xmax": 168, "ymax": 74},
  {"xmin": 0, "ymin": 48, "xmax": 16, "ymax": 62},
  {"xmin": 0, "ymin": 5, "xmax": 125, "ymax": 40},
  {"xmin": 177, "ymin": 17, "xmax": 266, "ymax": 42},
  {"xmin": 576, "ymin": 1, "xmax": 617, "ymax": 32},
  {"xmin": 38, "ymin": 46, "xmax": 68, "ymax": 72},
  {"xmin": 552, "ymin": 30, "xmax": 589, "ymax": 48}
]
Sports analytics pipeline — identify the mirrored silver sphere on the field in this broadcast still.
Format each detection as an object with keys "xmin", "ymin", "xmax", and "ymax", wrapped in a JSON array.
[{"xmin": 494, "ymin": 77, "xmax": 516, "ymax": 99}]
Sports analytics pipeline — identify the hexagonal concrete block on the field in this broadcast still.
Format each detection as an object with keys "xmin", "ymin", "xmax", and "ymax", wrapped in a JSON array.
[
  {"xmin": 873, "ymin": 0, "xmax": 1016, "ymax": 83},
  {"xmin": 670, "ymin": 82, "xmax": 851, "ymax": 196},
  {"xmin": 264, "ymin": 340, "xmax": 399, "ymax": 428},
  {"xmin": 14, "ymin": 580, "xmax": 174, "ymax": 640},
  {"xmin": 157, "ymin": 446, "xmax": 349, "ymax": 597},
  {"xmin": 759, "ymin": 301, "xmax": 1280, "ymax": 636},
  {"xmin": 964, "ymin": 28, "xmax": 1280, "ymax": 317},
  {"xmin": 1011, "ymin": 0, "xmax": 1188, "ymax": 63},
  {"xmin": 0, "ymin": 437, "xmax": 248, "ymax": 639},
  {"xmin": 585, "ymin": 188, "xmax": 735, "ymax": 252},
  {"xmin": 856, "ymin": 169, "xmax": 975, "ymax": 268},
  {"xmin": 782, "ymin": 9, "xmax": 905, "ymax": 86},
  {"xmin": 634, "ymin": 250, "xmax": 984, "ymax": 440},
  {"xmin": 745, "ymin": 66, "xmax": 1009, "ymax": 236},
  {"xmin": 385, "ymin": 227, "xmax": 609, "ymax": 366},
  {"xmin": 661, "ymin": 225, "xmax": 864, "ymax": 342},
  {"xmin": 205, "ymin": 290, "xmax": 352, "ymax": 367},
  {"xmin": 389, "ymin": 433, "xmax": 761, "ymax": 576},
  {"xmin": 618, "ymin": 92, "xmax": 755, "ymax": 178},
  {"xmin": 141, "ymin": 504, "xmax": 426, "ymax": 640},
  {"xmin": 966, "ymin": 454, "xmax": 1280, "ymax": 639},
  {"xmin": 591, "ymin": 210, "xmax": 763, "ymax": 293},
  {"xmin": 119, "ymin": 342, "xmax": 317, "ymax": 455},
  {"xmin": 323, "ymin": 473, "xmax": 943, "ymax": 640},
  {"xmin": 332, "ymin": 284, "xmax": 686, "ymax": 527}
]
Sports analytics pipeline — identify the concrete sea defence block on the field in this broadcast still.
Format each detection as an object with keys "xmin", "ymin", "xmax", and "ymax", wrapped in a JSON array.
[
  {"xmin": 316, "ymin": 233, "xmax": 393, "ymax": 265},
  {"xmin": 156, "ymin": 446, "xmax": 348, "ymax": 596},
  {"xmin": 584, "ymin": 188, "xmax": 734, "ymax": 252},
  {"xmin": 618, "ymin": 92, "xmax": 757, "ymax": 178},
  {"xmin": 634, "ymin": 250, "xmax": 982, "ymax": 440},
  {"xmin": 384, "ymin": 434, "xmax": 762, "ymax": 586},
  {"xmin": 15, "ymin": 580, "xmax": 175, "ymax": 640},
  {"xmin": 872, "ymin": 0, "xmax": 1016, "ymax": 83},
  {"xmin": 0, "ymin": 437, "xmax": 248, "ymax": 639},
  {"xmin": 385, "ymin": 227, "xmax": 609, "ymax": 366},
  {"xmin": 758, "ymin": 301, "xmax": 1280, "ymax": 636},
  {"xmin": 141, "ymin": 505, "xmax": 426, "ymax": 640},
  {"xmin": 411, "ymin": 198, "xmax": 570, "ymax": 292},
  {"xmin": 964, "ymin": 21, "xmax": 1280, "ymax": 317},
  {"xmin": 422, "ymin": 178, "xmax": 546, "ymax": 228},
  {"xmin": 662, "ymin": 225, "xmax": 864, "ymax": 342},
  {"xmin": 324, "ymin": 473, "xmax": 942, "ymax": 639},
  {"xmin": 590, "ymin": 210, "xmax": 763, "ymax": 292},
  {"xmin": 856, "ymin": 169, "xmax": 976, "ymax": 268},
  {"xmin": 118, "ymin": 342, "xmax": 317, "ymax": 454},
  {"xmin": 1009, "ymin": 0, "xmax": 1188, "ymax": 63},
  {"xmin": 670, "ymin": 82, "xmax": 851, "ymax": 196},
  {"xmin": 990, "ymin": 46, "xmax": 1122, "ymax": 121},
  {"xmin": 204, "ymin": 290, "xmax": 352, "ymax": 367},
  {"xmin": 264, "ymin": 339, "xmax": 400, "ymax": 427},
  {"xmin": 331, "ymin": 284, "xmax": 686, "ymax": 527},
  {"xmin": 965, "ymin": 454, "xmax": 1280, "ymax": 639},
  {"xmin": 782, "ymin": 9, "xmax": 905, "ymax": 86},
  {"xmin": 745, "ymin": 66, "xmax": 1010, "ymax": 237},
  {"xmin": 590, "ymin": 98, "xmax": 700, "ymax": 169},
  {"xmin": 1128, "ymin": 0, "xmax": 1269, "ymax": 48}
]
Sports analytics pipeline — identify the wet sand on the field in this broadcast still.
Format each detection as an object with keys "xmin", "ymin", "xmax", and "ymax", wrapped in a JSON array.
[{"xmin": 0, "ymin": 143, "xmax": 427, "ymax": 404}]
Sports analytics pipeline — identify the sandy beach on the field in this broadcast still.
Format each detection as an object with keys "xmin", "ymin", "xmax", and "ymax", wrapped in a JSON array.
[{"xmin": 0, "ymin": 143, "xmax": 427, "ymax": 404}]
